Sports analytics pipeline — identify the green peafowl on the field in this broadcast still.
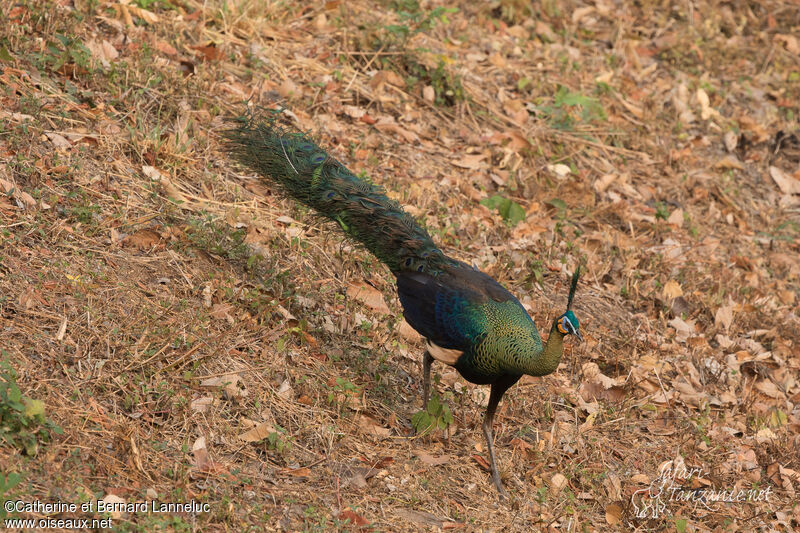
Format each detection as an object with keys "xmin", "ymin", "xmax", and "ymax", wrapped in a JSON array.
[{"xmin": 224, "ymin": 109, "xmax": 583, "ymax": 497}]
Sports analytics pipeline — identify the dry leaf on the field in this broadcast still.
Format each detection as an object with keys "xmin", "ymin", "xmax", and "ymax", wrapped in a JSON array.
[
  {"xmin": 769, "ymin": 166, "xmax": 800, "ymax": 195},
  {"xmin": 547, "ymin": 163, "xmax": 571, "ymax": 179},
  {"xmin": 667, "ymin": 207, "xmax": 684, "ymax": 226},
  {"xmin": 278, "ymin": 78, "xmax": 299, "ymax": 98},
  {"xmin": 472, "ymin": 454, "xmax": 490, "ymax": 471},
  {"xmin": 201, "ymin": 374, "xmax": 246, "ymax": 400},
  {"xmin": 696, "ymin": 88, "xmax": 716, "ymax": 120},
  {"xmin": 124, "ymin": 4, "xmax": 159, "ymax": 24},
  {"xmin": 394, "ymin": 509, "xmax": 442, "ymax": 528},
  {"xmin": 593, "ymin": 173, "xmax": 618, "ymax": 193},
  {"xmin": 277, "ymin": 379, "xmax": 293, "ymax": 399},
  {"xmin": 343, "ymin": 105, "xmax": 366, "ymax": 119},
  {"xmin": 580, "ymin": 380, "xmax": 626, "ymax": 402},
  {"xmin": 142, "ymin": 165, "xmax": 164, "ymax": 181},
  {"xmin": 154, "ymin": 39, "xmax": 178, "ymax": 56},
  {"xmin": 582, "ymin": 362, "xmax": 624, "ymax": 389},
  {"xmin": 715, "ymin": 155, "xmax": 744, "ymax": 170},
  {"xmin": 604, "ymin": 471, "xmax": 622, "ymax": 499},
  {"xmin": 605, "ymin": 502, "xmax": 622, "ymax": 525},
  {"xmin": 238, "ymin": 421, "xmax": 278, "ymax": 443},
  {"xmin": 374, "ymin": 116, "xmax": 418, "ymax": 143},
  {"xmin": 338, "ymin": 508, "xmax": 370, "ymax": 527},
  {"xmin": 723, "ymin": 131, "xmax": 738, "ymax": 152},
  {"xmin": 356, "ymin": 413, "xmax": 390, "ymax": 437},
  {"xmin": 191, "ymin": 396, "xmax": 215, "ymax": 413},
  {"xmin": 99, "ymin": 494, "xmax": 126, "ymax": 519},
  {"xmin": 415, "ymin": 450, "xmax": 450, "ymax": 466},
  {"xmin": 423, "ymin": 85, "xmax": 435, "ymax": 103},
  {"xmin": 45, "ymin": 132, "xmax": 70, "ymax": 149},
  {"xmin": 86, "ymin": 39, "xmax": 118, "ymax": 67},
  {"xmin": 755, "ymin": 427, "xmax": 778, "ymax": 444},
  {"xmin": 397, "ymin": 319, "xmax": 422, "ymax": 343},
  {"xmin": 370, "ymin": 70, "xmax": 405, "ymax": 89},
  {"xmin": 192, "ymin": 436, "xmax": 209, "ymax": 470},
  {"xmin": 452, "ymin": 153, "xmax": 487, "ymax": 170},
  {"xmin": 774, "ymin": 34, "xmax": 800, "ymax": 55},
  {"xmin": 715, "ymin": 302, "xmax": 734, "ymax": 331},
  {"xmin": 347, "ymin": 282, "xmax": 390, "ymax": 315},
  {"xmin": 280, "ymin": 466, "xmax": 311, "ymax": 478},
  {"xmin": 755, "ymin": 380, "xmax": 784, "ymax": 399},
  {"xmin": 0, "ymin": 178, "xmax": 37, "ymax": 209},
  {"xmin": 122, "ymin": 228, "xmax": 163, "ymax": 249},
  {"xmin": 668, "ymin": 316, "xmax": 695, "ymax": 342},
  {"xmin": 550, "ymin": 472, "xmax": 568, "ymax": 493},
  {"xmin": 662, "ymin": 280, "xmax": 684, "ymax": 299},
  {"xmin": 191, "ymin": 43, "xmax": 223, "ymax": 61}
]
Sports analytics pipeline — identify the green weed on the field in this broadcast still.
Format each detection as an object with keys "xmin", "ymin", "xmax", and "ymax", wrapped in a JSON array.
[
  {"xmin": 481, "ymin": 195, "xmax": 526, "ymax": 226},
  {"xmin": 411, "ymin": 393, "xmax": 454, "ymax": 435},
  {"xmin": 0, "ymin": 356, "xmax": 63, "ymax": 456}
]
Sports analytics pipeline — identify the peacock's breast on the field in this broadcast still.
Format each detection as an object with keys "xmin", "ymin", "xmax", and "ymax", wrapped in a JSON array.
[{"xmin": 456, "ymin": 300, "xmax": 543, "ymax": 379}]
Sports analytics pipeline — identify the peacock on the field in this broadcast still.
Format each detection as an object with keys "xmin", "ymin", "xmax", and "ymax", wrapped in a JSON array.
[{"xmin": 224, "ymin": 109, "xmax": 583, "ymax": 497}]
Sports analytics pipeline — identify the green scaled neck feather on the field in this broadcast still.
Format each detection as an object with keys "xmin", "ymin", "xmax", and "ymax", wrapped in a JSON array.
[{"xmin": 498, "ymin": 317, "xmax": 566, "ymax": 377}]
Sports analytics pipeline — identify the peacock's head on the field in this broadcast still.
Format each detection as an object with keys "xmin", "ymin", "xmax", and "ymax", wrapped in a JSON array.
[
  {"xmin": 557, "ymin": 309, "xmax": 582, "ymax": 341},
  {"xmin": 556, "ymin": 268, "xmax": 583, "ymax": 342}
]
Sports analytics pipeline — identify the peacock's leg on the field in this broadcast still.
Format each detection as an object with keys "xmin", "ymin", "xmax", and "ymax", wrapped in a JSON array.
[
  {"xmin": 422, "ymin": 350, "xmax": 434, "ymax": 405},
  {"xmin": 482, "ymin": 383, "xmax": 509, "ymax": 498}
]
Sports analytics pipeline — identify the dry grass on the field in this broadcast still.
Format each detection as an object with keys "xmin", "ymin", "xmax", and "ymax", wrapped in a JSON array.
[{"xmin": 0, "ymin": 0, "xmax": 798, "ymax": 531}]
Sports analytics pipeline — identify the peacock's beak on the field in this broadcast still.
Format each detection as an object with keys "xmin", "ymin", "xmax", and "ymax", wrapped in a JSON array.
[{"xmin": 573, "ymin": 330, "xmax": 583, "ymax": 342}]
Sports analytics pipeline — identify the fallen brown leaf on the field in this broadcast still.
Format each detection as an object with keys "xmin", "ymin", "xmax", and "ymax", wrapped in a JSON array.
[
  {"xmin": 415, "ymin": 450, "xmax": 451, "ymax": 466},
  {"xmin": 347, "ymin": 282, "xmax": 390, "ymax": 315}
]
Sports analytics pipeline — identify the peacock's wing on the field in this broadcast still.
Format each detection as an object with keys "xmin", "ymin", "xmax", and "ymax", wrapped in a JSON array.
[{"xmin": 395, "ymin": 262, "xmax": 516, "ymax": 350}]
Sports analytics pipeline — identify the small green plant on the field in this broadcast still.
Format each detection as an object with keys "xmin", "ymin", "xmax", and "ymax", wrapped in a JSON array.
[
  {"xmin": 654, "ymin": 201, "xmax": 669, "ymax": 220},
  {"xmin": 385, "ymin": 2, "xmax": 458, "ymax": 45},
  {"xmin": 412, "ymin": 393, "xmax": 454, "ymax": 435},
  {"xmin": 37, "ymin": 34, "xmax": 91, "ymax": 74},
  {"xmin": 0, "ymin": 472, "xmax": 22, "ymax": 520},
  {"xmin": 186, "ymin": 214, "xmax": 256, "ymax": 262},
  {"xmin": 490, "ymin": 0, "xmax": 534, "ymax": 23},
  {"xmin": 427, "ymin": 60, "xmax": 464, "ymax": 106},
  {"xmin": 481, "ymin": 195, "xmax": 526, "ymax": 226},
  {"xmin": 527, "ymin": 258, "xmax": 544, "ymax": 288},
  {"xmin": 536, "ymin": 86, "xmax": 606, "ymax": 130},
  {"xmin": 327, "ymin": 377, "xmax": 359, "ymax": 413},
  {"xmin": 547, "ymin": 198, "xmax": 568, "ymax": 219},
  {"xmin": 332, "ymin": 377, "xmax": 358, "ymax": 395},
  {"xmin": 0, "ymin": 357, "xmax": 63, "ymax": 456},
  {"xmin": 133, "ymin": 0, "xmax": 176, "ymax": 9},
  {"xmin": 264, "ymin": 425, "xmax": 292, "ymax": 454},
  {"xmin": 69, "ymin": 202, "xmax": 100, "ymax": 225}
]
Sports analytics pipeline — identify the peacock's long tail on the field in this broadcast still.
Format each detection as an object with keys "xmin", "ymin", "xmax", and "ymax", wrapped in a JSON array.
[{"xmin": 224, "ymin": 109, "xmax": 449, "ymax": 274}]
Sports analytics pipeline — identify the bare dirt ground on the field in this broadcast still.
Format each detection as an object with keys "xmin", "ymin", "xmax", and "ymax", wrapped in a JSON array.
[{"xmin": 1, "ymin": 0, "xmax": 799, "ymax": 531}]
